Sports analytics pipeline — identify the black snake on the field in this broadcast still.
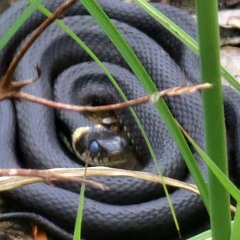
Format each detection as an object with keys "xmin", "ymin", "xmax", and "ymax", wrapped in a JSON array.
[{"xmin": 0, "ymin": 1, "xmax": 240, "ymax": 239}]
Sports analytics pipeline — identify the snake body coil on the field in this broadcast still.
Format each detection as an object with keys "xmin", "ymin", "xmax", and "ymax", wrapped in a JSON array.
[{"xmin": 0, "ymin": 1, "xmax": 240, "ymax": 239}]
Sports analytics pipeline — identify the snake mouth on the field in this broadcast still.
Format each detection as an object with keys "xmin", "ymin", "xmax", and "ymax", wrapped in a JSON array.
[
  {"xmin": 71, "ymin": 126, "xmax": 139, "ymax": 169},
  {"xmin": 77, "ymin": 150, "xmax": 128, "ymax": 167}
]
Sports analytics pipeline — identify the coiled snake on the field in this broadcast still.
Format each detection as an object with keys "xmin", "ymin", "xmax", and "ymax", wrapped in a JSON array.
[{"xmin": 0, "ymin": 1, "xmax": 240, "ymax": 239}]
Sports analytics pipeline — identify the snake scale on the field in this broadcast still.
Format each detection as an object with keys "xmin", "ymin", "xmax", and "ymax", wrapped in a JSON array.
[{"xmin": 0, "ymin": 0, "xmax": 240, "ymax": 239}]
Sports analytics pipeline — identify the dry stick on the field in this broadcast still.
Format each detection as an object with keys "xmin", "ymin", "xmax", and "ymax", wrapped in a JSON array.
[
  {"xmin": 13, "ymin": 83, "xmax": 212, "ymax": 112},
  {"xmin": 0, "ymin": 168, "xmax": 106, "ymax": 190},
  {"xmin": 1, "ymin": 0, "xmax": 77, "ymax": 88},
  {"xmin": 0, "ymin": 167, "xmax": 199, "ymax": 195},
  {"xmin": 0, "ymin": 166, "xmax": 236, "ymax": 212},
  {"xmin": 0, "ymin": 166, "xmax": 236, "ymax": 213}
]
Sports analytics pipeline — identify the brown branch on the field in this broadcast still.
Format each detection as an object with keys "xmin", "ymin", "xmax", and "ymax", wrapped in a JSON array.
[
  {"xmin": 0, "ymin": 0, "xmax": 77, "ymax": 104},
  {"xmin": 1, "ymin": 166, "xmax": 236, "ymax": 212},
  {"xmin": 0, "ymin": 168, "xmax": 107, "ymax": 191},
  {"xmin": 150, "ymin": 83, "xmax": 212, "ymax": 102},
  {"xmin": 13, "ymin": 83, "xmax": 212, "ymax": 112},
  {"xmin": 1, "ymin": 0, "xmax": 77, "ymax": 88}
]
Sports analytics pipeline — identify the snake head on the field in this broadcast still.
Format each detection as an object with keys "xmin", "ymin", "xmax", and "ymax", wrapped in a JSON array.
[{"xmin": 72, "ymin": 126, "xmax": 139, "ymax": 168}]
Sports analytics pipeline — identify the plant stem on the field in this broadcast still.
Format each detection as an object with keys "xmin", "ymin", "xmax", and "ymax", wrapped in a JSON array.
[{"xmin": 195, "ymin": 1, "xmax": 231, "ymax": 239}]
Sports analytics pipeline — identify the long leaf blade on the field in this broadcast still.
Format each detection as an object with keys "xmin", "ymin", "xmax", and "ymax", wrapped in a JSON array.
[{"xmin": 0, "ymin": 0, "xmax": 44, "ymax": 50}]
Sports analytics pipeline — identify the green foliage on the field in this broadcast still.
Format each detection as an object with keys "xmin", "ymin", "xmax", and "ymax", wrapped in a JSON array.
[
  {"xmin": 74, "ymin": 183, "xmax": 86, "ymax": 240},
  {"xmin": 135, "ymin": 0, "xmax": 240, "ymax": 92},
  {"xmin": 196, "ymin": 0, "xmax": 231, "ymax": 239}
]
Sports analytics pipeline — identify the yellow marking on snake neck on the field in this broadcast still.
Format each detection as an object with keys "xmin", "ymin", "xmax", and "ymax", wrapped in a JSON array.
[{"xmin": 72, "ymin": 127, "xmax": 90, "ymax": 145}]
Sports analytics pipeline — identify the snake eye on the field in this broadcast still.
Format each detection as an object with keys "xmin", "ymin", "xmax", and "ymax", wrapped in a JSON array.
[{"xmin": 89, "ymin": 140, "xmax": 100, "ymax": 157}]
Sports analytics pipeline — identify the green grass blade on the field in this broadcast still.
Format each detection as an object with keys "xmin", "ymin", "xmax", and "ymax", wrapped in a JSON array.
[
  {"xmin": 79, "ymin": 0, "xmax": 209, "ymax": 211},
  {"xmin": 231, "ymin": 204, "xmax": 240, "ymax": 240},
  {"xmin": 181, "ymin": 125, "xmax": 240, "ymax": 202},
  {"xmin": 187, "ymin": 229, "xmax": 212, "ymax": 240},
  {"xmin": 0, "ymin": 0, "xmax": 44, "ymax": 51},
  {"xmin": 196, "ymin": 0, "xmax": 231, "ymax": 239},
  {"xmin": 183, "ymin": 124, "xmax": 240, "ymax": 240},
  {"xmin": 188, "ymin": 221, "xmax": 236, "ymax": 240},
  {"xmin": 73, "ymin": 183, "xmax": 85, "ymax": 240},
  {"xmin": 183, "ymin": 127, "xmax": 240, "ymax": 240},
  {"xmin": 135, "ymin": 0, "xmax": 198, "ymax": 53},
  {"xmin": 134, "ymin": 0, "xmax": 240, "ymax": 92},
  {"xmin": 221, "ymin": 68, "xmax": 240, "ymax": 91}
]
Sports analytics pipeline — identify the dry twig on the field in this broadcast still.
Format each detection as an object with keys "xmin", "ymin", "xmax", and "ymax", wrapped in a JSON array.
[
  {"xmin": 0, "ymin": 167, "xmax": 236, "ymax": 212},
  {"xmin": 0, "ymin": 168, "xmax": 107, "ymax": 190},
  {"xmin": 12, "ymin": 84, "xmax": 212, "ymax": 112},
  {"xmin": 0, "ymin": 0, "xmax": 77, "ymax": 100},
  {"xmin": 0, "ymin": 167, "xmax": 197, "ymax": 193}
]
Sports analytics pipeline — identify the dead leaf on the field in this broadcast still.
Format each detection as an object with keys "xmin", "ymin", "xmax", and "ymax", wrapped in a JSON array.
[
  {"xmin": 218, "ymin": 10, "xmax": 240, "ymax": 28},
  {"xmin": 32, "ymin": 225, "xmax": 48, "ymax": 240}
]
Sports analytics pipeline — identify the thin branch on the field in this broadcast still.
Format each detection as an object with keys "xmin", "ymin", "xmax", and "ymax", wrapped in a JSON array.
[
  {"xmin": 0, "ymin": 166, "xmax": 235, "ymax": 212},
  {"xmin": 1, "ymin": 0, "xmax": 76, "ymax": 88},
  {"xmin": 13, "ymin": 83, "xmax": 212, "ymax": 112},
  {"xmin": 150, "ymin": 83, "xmax": 212, "ymax": 103},
  {"xmin": 0, "ymin": 166, "xmax": 197, "ymax": 193},
  {"xmin": 0, "ymin": 168, "xmax": 107, "ymax": 190}
]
